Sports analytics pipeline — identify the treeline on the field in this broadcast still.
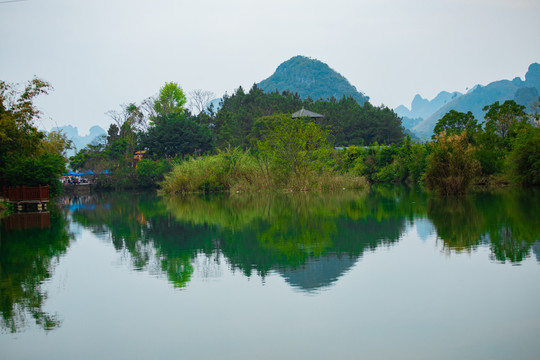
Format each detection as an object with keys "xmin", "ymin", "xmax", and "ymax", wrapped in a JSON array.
[
  {"xmin": 339, "ymin": 99, "xmax": 540, "ymax": 194},
  {"xmin": 69, "ymin": 83, "xmax": 404, "ymax": 190},
  {"xmin": 0, "ymin": 78, "xmax": 72, "ymax": 195},
  {"xmin": 5, "ymin": 76, "xmax": 536, "ymax": 196},
  {"xmin": 161, "ymin": 96, "xmax": 539, "ymax": 194},
  {"xmin": 214, "ymin": 85, "xmax": 403, "ymax": 148}
]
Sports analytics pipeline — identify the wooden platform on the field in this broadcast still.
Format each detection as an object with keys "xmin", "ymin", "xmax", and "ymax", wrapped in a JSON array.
[{"xmin": 2, "ymin": 185, "xmax": 49, "ymax": 211}]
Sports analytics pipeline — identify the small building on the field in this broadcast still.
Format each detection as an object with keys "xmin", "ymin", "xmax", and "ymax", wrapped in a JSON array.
[
  {"xmin": 291, "ymin": 107, "xmax": 324, "ymax": 120},
  {"xmin": 134, "ymin": 150, "xmax": 146, "ymax": 162}
]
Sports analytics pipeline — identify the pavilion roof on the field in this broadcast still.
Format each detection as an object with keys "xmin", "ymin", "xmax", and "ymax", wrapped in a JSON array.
[{"xmin": 291, "ymin": 107, "xmax": 324, "ymax": 118}]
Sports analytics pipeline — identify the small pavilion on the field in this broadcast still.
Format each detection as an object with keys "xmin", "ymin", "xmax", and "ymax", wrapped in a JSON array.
[{"xmin": 291, "ymin": 107, "xmax": 324, "ymax": 120}]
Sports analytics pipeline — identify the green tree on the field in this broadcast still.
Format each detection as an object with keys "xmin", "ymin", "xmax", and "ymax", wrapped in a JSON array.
[
  {"xmin": 257, "ymin": 114, "xmax": 331, "ymax": 187},
  {"xmin": 483, "ymin": 100, "xmax": 527, "ymax": 143},
  {"xmin": 507, "ymin": 126, "xmax": 540, "ymax": 186},
  {"xmin": 136, "ymin": 159, "xmax": 172, "ymax": 188},
  {"xmin": 0, "ymin": 78, "xmax": 68, "ymax": 193},
  {"xmin": 433, "ymin": 110, "xmax": 479, "ymax": 140},
  {"xmin": 153, "ymin": 82, "xmax": 187, "ymax": 119},
  {"xmin": 142, "ymin": 113, "xmax": 213, "ymax": 158},
  {"xmin": 425, "ymin": 132, "xmax": 481, "ymax": 195}
]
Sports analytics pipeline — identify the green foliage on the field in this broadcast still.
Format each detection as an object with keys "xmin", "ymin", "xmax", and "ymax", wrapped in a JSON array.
[
  {"xmin": 506, "ymin": 126, "xmax": 540, "ymax": 185},
  {"xmin": 1, "ymin": 208, "xmax": 72, "ymax": 332},
  {"xmin": 433, "ymin": 110, "xmax": 479, "ymax": 140},
  {"xmin": 213, "ymin": 85, "xmax": 404, "ymax": 149},
  {"xmin": 153, "ymin": 82, "xmax": 187, "ymax": 119},
  {"xmin": 342, "ymin": 139, "xmax": 428, "ymax": 185},
  {"xmin": 256, "ymin": 115, "xmax": 332, "ymax": 188},
  {"xmin": 483, "ymin": 100, "xmax": 527, "ymax": 144},
  {"xmin": 425, "ymin": 132, "xmax": 481, "ymax": 195},
  {"xmin": 160, "ymin": 147, "xmax": 265, "ymax": 194},
  {"xmin": 69, "ymin": 143, "xmax": 106, "ymax": 171},
  {"xmin": 3, "ymin": 152, "xmax": 66, "ymax": 195},
  {"xmin": 0, "ymin": 78, "xmax": 68, "ymax": 193},
  {"xmin": 142, "ymin": 113, "xmax": 213, "ymax": 158},
  {"xmin": 136, "ymin": 159, "xmax": 172, "ymax": 188}
]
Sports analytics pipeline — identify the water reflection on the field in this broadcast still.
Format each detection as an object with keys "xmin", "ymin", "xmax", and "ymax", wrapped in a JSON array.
[
  {"xmin": 0, "ymin": 208, "xmax": 72, "ymax": 333},
  {"xmin": 1, "ymin": 187, "xmax": 539, "ymax": 333},
  {"xmin": 65, "ymin": 188, "xmax": 540, "ymax": 292},
  {"xmin": 66, "ymin": 188, "xmax": 427, "ymax": 292},
  {"xmin": 427, "ymin": 189, "xmax": 540, "ymax": 263}
]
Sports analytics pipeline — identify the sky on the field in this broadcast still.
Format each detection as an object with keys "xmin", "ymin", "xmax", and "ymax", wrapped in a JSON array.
[{"xmin": 1, "ymin": 0, "xmax": 540, "ymax": 135}]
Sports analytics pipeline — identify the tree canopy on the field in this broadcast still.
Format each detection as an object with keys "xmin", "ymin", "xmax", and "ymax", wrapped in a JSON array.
[
  {"xmin": 0, "ymin": 78, "xmax": 70, "ymax": 194},
  {"xmin": 213, "ymin": 85, "xmax": 404, "ymax": 149},
  {"xmin": 153, "ymin": 82, "xmax": 187, "ymax": 119}
]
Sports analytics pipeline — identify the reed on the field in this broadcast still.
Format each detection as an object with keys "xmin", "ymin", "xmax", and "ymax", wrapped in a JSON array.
[{"xmin": 159, "ymin": 147, "xmax": 368, "ymax": 194}]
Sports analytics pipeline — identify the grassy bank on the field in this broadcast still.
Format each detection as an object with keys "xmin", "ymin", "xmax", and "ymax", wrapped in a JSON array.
[{"xmin": 159, "ymin": 147, "xmax": 368, "ymax": 195}]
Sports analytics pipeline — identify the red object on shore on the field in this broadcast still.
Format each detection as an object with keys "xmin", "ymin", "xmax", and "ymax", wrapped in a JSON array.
[{"xmin": 2, "ymin": 185, "xmax": 49, "ymax": 203}]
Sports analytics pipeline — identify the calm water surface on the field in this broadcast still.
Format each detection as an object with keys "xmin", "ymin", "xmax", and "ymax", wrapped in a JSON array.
[{"xmin": 1, "ymin": 187, "xmax": 539, "ymax": 359}]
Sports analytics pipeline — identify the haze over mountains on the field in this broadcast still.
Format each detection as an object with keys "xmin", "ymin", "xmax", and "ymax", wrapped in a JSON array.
[
  {"xmin": 399, "ymin": 63, "xmax": 540, "ymax": 139},
  {"xmin": 50, "ymin": 125, "xmax": 106, "ymax": 157},
  {"xmin": 55, "ymin": 56, "xmax": 539, "ymax": 152},
  {"xmin": 258, "ymin": 56, "xmax": 539, "ymax": 139}
]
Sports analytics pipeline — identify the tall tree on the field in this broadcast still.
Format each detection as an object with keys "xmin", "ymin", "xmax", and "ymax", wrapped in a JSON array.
[
  {"xmin": 483, "ymin": 100, "xmax": 527, "ymax": 141},
  {"xmin": 0, "ymin": 78, "xmax": 69, "ymax": 193},
  {"xmin": 153, "ymin": 82, "xmax": 187, "ymax": 119},
  {"xmin": 142, "ymin": 113, "xmax": 213, "ymax": 158},
  {"xmin": 433, "ymin": 110, "xmax": 479, "ymax": 138}
]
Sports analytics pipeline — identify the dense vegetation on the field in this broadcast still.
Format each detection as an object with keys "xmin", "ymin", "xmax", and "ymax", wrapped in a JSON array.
[
  {"xmin": 0, "ymin": 78, "xmax": 71, "ymax": 195},
  {"xmin": 68, "ymin": 76, "xmax": 538, "ymax": 195},
  {"xmin": 69, "ymin": 82, "xmax": 404, "ymax": 190},
  {"xmin": 3, "ymin": 75, "xmax": 538, "ymax": 196}
]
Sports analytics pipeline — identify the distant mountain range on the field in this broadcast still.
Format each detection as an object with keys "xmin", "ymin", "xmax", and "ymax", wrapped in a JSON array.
[
  {"xmin": 51, "ymin": 58, "xmax": 539, "ymax": 146},
  {"xmin": 257, "ymin": 56, "xmax": 540, "ymax": 140},
  {"xmin": 258, "ymin": 55, "xmax": 369, "ymax": 105},
  {"xmin": 49, "ymin": 125, "xmax": 106, "ymax": 157},
  {"xmin": 399, "ymin": 63, "xmax": 540, "ymax": 139}
]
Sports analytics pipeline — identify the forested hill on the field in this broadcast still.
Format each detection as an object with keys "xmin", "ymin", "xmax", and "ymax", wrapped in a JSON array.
[{"xmin": 258, "ymin": 56, "xmax": 369, "ymax": 105}]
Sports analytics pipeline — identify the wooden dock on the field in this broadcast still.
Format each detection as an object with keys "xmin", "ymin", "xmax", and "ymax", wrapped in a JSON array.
[{"xmin": 2, "ymin": 185, "xmax": 50, "ymax": 211}]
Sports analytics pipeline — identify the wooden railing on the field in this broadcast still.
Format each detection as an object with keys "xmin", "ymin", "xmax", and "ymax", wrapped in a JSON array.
[
  {"xmin": 2, "ymin": 212, "xmax": 51, "ymax": 230},
  {"xmin": 2, "ymin": 185, "xmax": 49, "ymax": 202}
]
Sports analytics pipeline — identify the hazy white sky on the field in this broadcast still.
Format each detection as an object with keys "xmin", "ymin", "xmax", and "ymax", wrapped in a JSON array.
[{"xmin": 1, "ymin": 0, "xmax": 539, "ymax": 134}]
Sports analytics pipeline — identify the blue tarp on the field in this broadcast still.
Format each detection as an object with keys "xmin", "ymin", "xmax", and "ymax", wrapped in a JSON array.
[{"xmin": 66, "ymin": 170, "xmax": 84, "ymax": 176}]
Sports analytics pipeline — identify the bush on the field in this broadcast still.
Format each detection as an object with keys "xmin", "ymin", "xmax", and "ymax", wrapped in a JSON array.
[
  {"xmin": 507, "ymin": 126, "xmax": 540, "ymax": 186},
  {"xmin": 160, "ymin": 148, "xmax": 267, "ymax": 194},
  {"xmin": 136, "ymin": 159, "xmax": 172, "ymax": 188},
  {"xmin": 425, "ymin": 132, "xmax": 480, "ymax": 195}
]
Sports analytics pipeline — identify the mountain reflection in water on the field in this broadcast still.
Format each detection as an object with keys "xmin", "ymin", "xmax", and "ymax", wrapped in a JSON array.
[
  {"xmin": 66, "ymin": 187, "xmax": 539, "ymax": 290},
  {"xmin": 1, "ymin": 187, "xmax": 539, "ymax": 333}
]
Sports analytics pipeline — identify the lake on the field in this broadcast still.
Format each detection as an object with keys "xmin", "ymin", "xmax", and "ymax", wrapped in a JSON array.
[{"xmin": 1, "ymin": 187, "xmax": 539, "ymax": 359}]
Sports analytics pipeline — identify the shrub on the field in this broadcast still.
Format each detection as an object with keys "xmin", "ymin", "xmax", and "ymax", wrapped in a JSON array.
[
  {"xmin": 159, "ymin": 148, "xmax": 267, "ymax": 194},
  {"xmin": 425, "ymin": 132, "xmax": 480, "ymax": 195},
  {"xmin": 507, "ymin": 126, "xmax": 540, "ymax": 186},
  {"xmin": 136, "ymin": 159, "xmax": 172, "ymax": 188}
]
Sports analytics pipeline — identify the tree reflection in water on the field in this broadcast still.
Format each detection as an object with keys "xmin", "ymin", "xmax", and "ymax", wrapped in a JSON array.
[
  {"xmin": 2, "ymin": 187, "xmax": 538, "ymax": 332},
  {"xmin": 0, "ymin": 208, "xmax": 72, "ymax": 333},
  {"xmin": 427, "ymin": 189, "xmax": 540, "ymax": 263},
  {"xmin": 70, "ymin": 188, "xmax": 426, "ymax": 290}
]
